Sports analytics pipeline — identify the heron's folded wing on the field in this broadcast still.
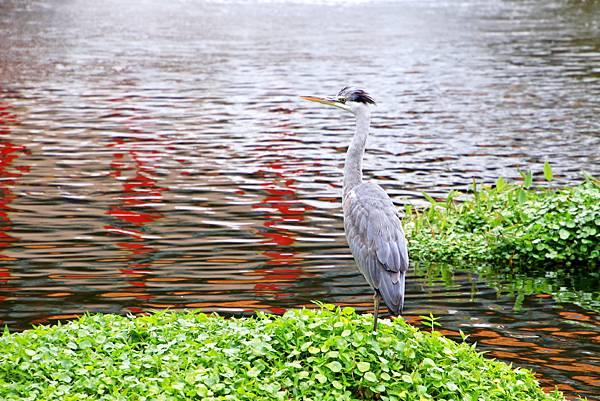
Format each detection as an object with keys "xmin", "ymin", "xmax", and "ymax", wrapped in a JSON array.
[
  {"xmin": 369, "ymin": 206, "xmax": 409, "ymax": 275},
  {"xmin": 344, "ymin": 183, "xmax": 410, "ymax": 314},
  {"xmin": 347, "ymin": 184, "xmax": 409, "ymax": 272}
]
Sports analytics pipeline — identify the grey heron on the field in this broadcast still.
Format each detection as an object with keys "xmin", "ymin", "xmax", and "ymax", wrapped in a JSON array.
[{"xmin": 302, "ymin": 87, "xmax": 409, "ymax": 332}]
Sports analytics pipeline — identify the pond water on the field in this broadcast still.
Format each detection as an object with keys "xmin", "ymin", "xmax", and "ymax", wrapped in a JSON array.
[{"xmin": 1, "ymin": 0, "xmax": 599, "ymax": 398}]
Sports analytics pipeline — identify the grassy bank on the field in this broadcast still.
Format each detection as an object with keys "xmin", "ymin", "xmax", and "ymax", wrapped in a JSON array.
[
  {"xmin": 404, "ymin": 170, "xmax": 599, "ymax": 268},
  {"xmin": 0, "ymin": 307, "xmax": 567, "ymax": 401}
]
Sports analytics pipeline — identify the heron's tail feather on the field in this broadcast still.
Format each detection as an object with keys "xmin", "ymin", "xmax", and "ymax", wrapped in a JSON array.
[{"xmin": 378, "ymin": 271, "xmax": 405, "ymax": 316}]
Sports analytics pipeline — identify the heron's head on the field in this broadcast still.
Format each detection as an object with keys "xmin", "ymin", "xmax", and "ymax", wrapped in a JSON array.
[{"xmin": 301, "ymin": 86, "xmax": 375, "ymax": 115}]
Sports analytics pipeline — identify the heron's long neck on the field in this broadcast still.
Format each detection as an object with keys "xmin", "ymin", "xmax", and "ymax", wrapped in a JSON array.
[{"xmin": 343, "ymin": 109, "xmax": 370, "ymax": 199}]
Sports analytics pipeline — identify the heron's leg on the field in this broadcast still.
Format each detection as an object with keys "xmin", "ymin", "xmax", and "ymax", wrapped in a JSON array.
[{"xmin": 373, "ymin": 292, "xmax": 380, "ymax": 333}]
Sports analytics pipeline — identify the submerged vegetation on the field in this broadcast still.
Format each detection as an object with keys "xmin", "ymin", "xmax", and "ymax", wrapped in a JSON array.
[
  {"xmin": 0, "ymin": 307, "xmax": 567, "ymax": 401},
  {"xmin": 405, "ymin": 166, "xmax": 599, "ymax": 268},
  {"xmin": 415, "ymin": 261, "xmax": 600, "ymax": 313}
]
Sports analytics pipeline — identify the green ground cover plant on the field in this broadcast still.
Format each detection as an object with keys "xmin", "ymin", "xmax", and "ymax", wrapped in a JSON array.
[
  {"xmin": 404, "ymin": 167, "xmax": 599, "ymax": 268},
  {"xmin": 0, "ymin": 307, "xmax": 567, "ymax": 401}
]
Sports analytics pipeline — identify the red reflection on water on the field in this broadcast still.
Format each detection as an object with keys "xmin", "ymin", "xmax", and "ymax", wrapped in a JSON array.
[
  {"xmin": 103, "ymin": 99, "xmax": 168, "ymax": 308},
  {"xmin": 250, "ymin": 137, "xmax": 315, "ymax": 312},
  {"xmin": 0, "ymin": 98, "xmax": 28, "ymax": 288}
]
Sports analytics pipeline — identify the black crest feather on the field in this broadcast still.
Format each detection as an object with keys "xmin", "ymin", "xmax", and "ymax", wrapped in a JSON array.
[{"xmin": 337, "ymin": 86, "xmax": 376, "ymax": 105}]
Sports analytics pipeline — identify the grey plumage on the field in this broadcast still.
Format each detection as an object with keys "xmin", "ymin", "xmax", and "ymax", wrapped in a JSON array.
[
  {"xmin": 343, "ymin": 182, "xmax": 409, "ymax": 315},
  {"xmin": 302, "ymin": 87, "xmax": 410, "ymax": 331}
]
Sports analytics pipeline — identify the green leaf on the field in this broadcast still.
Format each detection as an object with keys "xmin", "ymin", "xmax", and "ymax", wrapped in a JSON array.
[
  {"xmin": 327, "ymin": 351, "xmax": 339, "ymax": 358},
  {"xmin": 422, "ymin": 357, "xmax": 436, "ymax": 368},
  {"xmin": 446, "ymin": 382, "xmax": 458, "ymax": 391},
  {"xmin": 543, "ymin": 161, "xmax": 553, "ymax": 181},
  {"xmin": 522, "ymin": 170, "xmax": 533, "ymax": 189},
  {"xmin": 496, "ymin": 176, "xmax": 505, "ymax": 192},
  {"xmin": 517, "ymin": 188, "xmax": 527, "ymax": 204},
  {"xmin": 356, "ymin": 361, "xmax": 370, "ymax": 372},
  {"xmin": 326, "ymin": 361, "xmax": 342, "ymax": 373},
  {"xmin": 423, "ymin": 192, "xmax": 437, "ymax": 205},
  {"xmin": 300, "ymin": 341, "xmax": 312, "ymax": 351},
  {"xmin": 558, "ymin": 229, "xmax": 570, "ymax": 240},
  {"xmin": 364, "ymin": 371, "xmax": 377, "ymax": 382},
  {"xmin": 315, "ymin": 373, "xmax": 327, "ymax": 384},
  {"xmin": 342, "ymin": 307, "xmax": 355, "ymax": 315},
  {"xmin": 171, "ymin": 382, "xmax": 185, "ymax": 391}
]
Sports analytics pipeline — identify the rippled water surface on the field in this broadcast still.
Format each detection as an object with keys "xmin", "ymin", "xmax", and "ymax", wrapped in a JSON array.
[{"xmin": 1, "ymin": 0, "xmax": 599, "ymax": 398}]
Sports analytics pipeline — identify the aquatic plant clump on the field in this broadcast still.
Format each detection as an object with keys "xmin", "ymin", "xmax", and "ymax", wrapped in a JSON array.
[
  {"xmin": 0, "ymin": 308, "xmax": 566, "ymax": 401},
  {"xmin": 405, "ymin": 175, "xmax": 599, "ymax": 268}
]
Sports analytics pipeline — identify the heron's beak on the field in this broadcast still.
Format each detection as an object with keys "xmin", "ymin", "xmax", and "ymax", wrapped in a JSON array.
[{"xmin": 301, "ymin": 95, "xmax": 351, "ymax": 112}]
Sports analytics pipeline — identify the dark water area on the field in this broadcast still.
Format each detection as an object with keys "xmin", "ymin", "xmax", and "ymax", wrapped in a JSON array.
[{"xmin": 1, "ymin": 0, "xmax": 599, "ymax": 398}]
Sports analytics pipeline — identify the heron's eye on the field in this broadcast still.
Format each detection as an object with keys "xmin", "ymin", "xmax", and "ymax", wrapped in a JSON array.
[{"xmin": 338, "ymin": 97, "xmax": 346, "ymax": 104}]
